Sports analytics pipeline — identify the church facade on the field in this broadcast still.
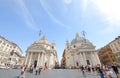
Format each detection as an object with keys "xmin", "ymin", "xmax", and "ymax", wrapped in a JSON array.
[
  {"xmin": 61, "ymin": 33, "xmax": 101, "ymax": 68},
  {"xmin": 24, "ymin": 36, "xmax": 59, "ymax": 68}
]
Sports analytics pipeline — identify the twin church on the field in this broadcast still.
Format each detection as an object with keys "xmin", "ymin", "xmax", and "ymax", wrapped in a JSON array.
[{"xmin": 24, "ymin": 33, "xmax": 100, "ymax": 68}]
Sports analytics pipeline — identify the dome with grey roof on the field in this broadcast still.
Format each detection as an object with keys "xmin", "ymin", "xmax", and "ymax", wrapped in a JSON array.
[{"xmin": 71, "ymin": 33, "xmax": 95, "ymax": 49}]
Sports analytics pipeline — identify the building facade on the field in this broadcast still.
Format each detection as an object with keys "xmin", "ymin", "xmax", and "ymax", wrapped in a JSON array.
[
  {"xmin": 24, "ymin": 36, "xmax": 59, "ymax": 69},
  {"xmin": 107, "ymin": 36, "xmax": 120, "ymax": 63},
  {"xmin": 0, "ymin": 36, "xmax": 23, "ymax": 66},
  {"xmin": 98, "ymin": 46, "xmax": 117, "ymax": 65},
  {"xmin": 61, "ymin": 33, "xmax": 101, "ymax": 68},
  {"xmin": 18, "ymin": 56, "xmax": 25, "ymax": 66}
]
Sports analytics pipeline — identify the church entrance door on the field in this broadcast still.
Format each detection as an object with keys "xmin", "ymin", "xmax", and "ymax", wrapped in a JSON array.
[
  {"xmin": 34, "ymin": 60, "xmax": 37, "ymax": 68},
  {"xmin": 86, "ymin": 60, "xmax": 90, "ymax": 65}
]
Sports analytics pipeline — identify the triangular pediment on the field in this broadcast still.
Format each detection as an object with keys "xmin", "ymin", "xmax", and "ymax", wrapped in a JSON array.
[
  {"xmin": 78, "ymin": 43, "xmax": 95, "ymax": 49},
  {"xmin": 27, "ymin": 43, "xmax": 45, "ymax": 51}
]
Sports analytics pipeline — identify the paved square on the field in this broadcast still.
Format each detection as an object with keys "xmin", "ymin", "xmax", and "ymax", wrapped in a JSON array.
[{"xmin": 0, "ymin": 69, "xmax": 118, "ymax": 78}]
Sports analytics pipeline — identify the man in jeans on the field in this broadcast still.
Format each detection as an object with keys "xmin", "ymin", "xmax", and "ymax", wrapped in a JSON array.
[{"xmin": 97, "ymin": 64, "xmax": 105, "ymax": 78}]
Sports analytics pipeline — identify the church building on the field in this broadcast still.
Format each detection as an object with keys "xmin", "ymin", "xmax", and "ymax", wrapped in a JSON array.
[
  {"xmin": 24, "ymin": 36, "xmax": 59, "ymax": 69},
  {"xmin": 61, "ymin": 33, "xmax": 101, "ymax": 68}
]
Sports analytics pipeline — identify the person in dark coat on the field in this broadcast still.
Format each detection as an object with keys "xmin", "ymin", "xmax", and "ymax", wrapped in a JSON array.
[{"xmin": 112, "ymin": 64, "xmax": 119, "ymax": 75}]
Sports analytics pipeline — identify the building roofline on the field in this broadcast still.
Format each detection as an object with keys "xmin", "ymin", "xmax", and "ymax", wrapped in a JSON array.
[{"xmin": 0, "ymin": 35, "xmax": 23, "ymax": 53}]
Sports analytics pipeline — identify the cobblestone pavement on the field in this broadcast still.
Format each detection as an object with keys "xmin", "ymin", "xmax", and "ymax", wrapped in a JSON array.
[{"xmin": 0, "ymin": 69, "xmax": 118, "ymax": 78}]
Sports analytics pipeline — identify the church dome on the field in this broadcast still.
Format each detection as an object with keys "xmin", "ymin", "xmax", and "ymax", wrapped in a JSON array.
[
  {"xmin": 71, "ymin": 33, "xmax": 95, "ymax": 49},
  {"xmin": 71, "ymin": 36, "xmax": 85, "ymax": 44}
]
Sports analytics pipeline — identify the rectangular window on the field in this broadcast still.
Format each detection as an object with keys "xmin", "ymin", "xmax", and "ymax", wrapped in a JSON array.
[
  {"xmin": 0, "ymin": 40, "xmax": 2, "ymax": 43},
  {"xmin": 118, "ymin": 42, "xmax": 119, "ymax": 44},
  {"xmin": 0, "ymin": 45, "xmax": 4, "ymax": 51},
  {"xmin": 10, "ymin": 46, "xmax": 12, "ymax": 48},
  {"xmin": 3, "ymin": 42, "xmax": 6, "ymax": 45}
]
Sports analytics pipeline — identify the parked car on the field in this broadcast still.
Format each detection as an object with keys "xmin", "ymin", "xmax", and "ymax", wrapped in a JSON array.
[
  {"xmin": 12, "ymin": 65, "xmax": 21, "ymax": 69},
  {"xmin": 0, "ymin": 66, "xmax": 6, "ymax": 69}
]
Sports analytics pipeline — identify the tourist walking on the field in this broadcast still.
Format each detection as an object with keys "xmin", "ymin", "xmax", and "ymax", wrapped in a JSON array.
[
  {"xmin": 104, "ymin": 65, "xmax": 113, "ymax": 78},
  {"xmin": 29, "ymin": 64, "xmax": 34, "ymax": 74},
  {"xmin": 35, "ymin": 66, "xmax": 39, "ymax": 75},
  {"xmin": 44, "ymin": 63, "xmax": 48, "ymax": 70},
  {"xmin": 96, "ymin": 64, "xmax": 105, "ymax": 78},
  {"xmin": 81, "ymin": 65, "xmax": 86, "ymax": 78},
  {"xmin": 112, "ymin": 64, "xmax": 119, "ymax": 78},
  {"xmin": 38, "ymin": 66, "xmax": 43, "ymax": 75},
  {"xmin": 20, "ymin": 65, "xmax": 26, "ymax": 78}
]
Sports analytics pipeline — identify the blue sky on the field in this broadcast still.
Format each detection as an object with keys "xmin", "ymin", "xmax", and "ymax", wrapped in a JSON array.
[{"xmin": 0, "ymin": 0, "xmax": 120, "ymax": 61}]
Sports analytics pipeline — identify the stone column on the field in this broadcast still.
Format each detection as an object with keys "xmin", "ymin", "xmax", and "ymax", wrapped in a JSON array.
[
  {"xmin": 40, "ymin": 53, "xmax": 43, "ymax": 66},
  {"xmin": 71, "ymin": 53, "xmax": 75, "ymax": 66},
  {"xmin": 90, "ymin": 52, "xmax": 96, "ymax": 65},
  {"xmin": 83, "ymin": 52, "xmax": 87, "ymax": 65},
  {"xmin": 42, "ymin": 53, "xmax": 47, "ymax": 66},
  {"xmin": 80, "ymin": 52, "xmax": 84, "ymax": 65},
  {"xmin": 40, "ymin": 53, "xmax": 44, "ymax": 66},
  {"xmin": 42, "ymin": 53, "xmax": 45, "ymax": 66},
  {"xmin": 48, "ymin": 53, "xmax": 50, "ymax": 67},
  {"xmin": 28, "ymin": 52, "xmax": 33, "ymax": 67},
  {"xmin": 93, "ymin": 52, "xmax": 98, "ymax": 65},
  {"xmin": 94, "ymin": 52, "xmax": 101, "ymax": 64},
  {"xmin": 69, "ymin": 53, "xmax": 72, "ymax": 67},
  {"xmin": 25, "ymin": 53, "xmax": 29, "ymax": 65},
  {"xmin": 37, "ymin": 53, "xmax": 40, "ymax": 66}
]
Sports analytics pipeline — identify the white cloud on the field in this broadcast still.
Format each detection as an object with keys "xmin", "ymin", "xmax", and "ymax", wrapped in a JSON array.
[
  {"xmin": 82, "ymin": 0, "xmax": 120, "ymax": 33},
  {"xmin": 92, "ymin": 0, "xmax": 120, "ymax": 22},
  {"xmin": 39, "ymin": 0, "xmax": 71, "ymax": 29},
  {"xmin": 81, "ymin": 0, "xmax": 88, "ymax": 12},
  {"xmin": 64, "ymin": 0, "xmax": 72, "ymax": 4},
  {"xmin": 17, "ymin": 0, "xmax": 39, "ymax": 31},
  {"xmin": 92, "ymin": 0, "xmax": 120, "ymax": 33}
]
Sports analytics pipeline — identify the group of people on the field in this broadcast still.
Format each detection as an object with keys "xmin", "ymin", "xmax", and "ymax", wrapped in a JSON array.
[
  {"xmin": 20, "ymin": 63, "xmax": 48, "ymax": 78},
  {"xmin": 20, "ymin": 63, "xmax": 119, "ymax": 78},
  {"xmin": 79, "ymin": 63, "xmax": 119, "ymax": 78},
  {"xmin": 29, "ymin": 63, "xmax": 48, "ymax": 75},
  {"xmin": 96, "ymin": 64, "xmax": 119, "ymax": 78}
]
